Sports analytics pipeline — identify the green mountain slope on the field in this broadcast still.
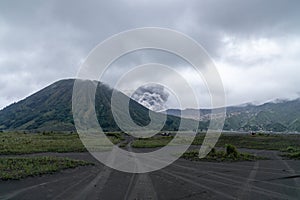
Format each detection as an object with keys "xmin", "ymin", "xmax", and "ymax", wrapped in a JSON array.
[
  {"xmin": 0, "ymin": 79, "xmax": 200, "ymax": 132},
  {"xmin": 225, "ymin": 100, "xmax": 300, "ymax": 132},
  {"xmin": 166, "ymin": 99, "xmax": 300, "ymax": 132}
]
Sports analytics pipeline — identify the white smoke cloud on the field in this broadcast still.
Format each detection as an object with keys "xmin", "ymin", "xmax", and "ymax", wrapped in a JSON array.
[{"xmin": 131, "ymin": 84, "xmax": 169, "ymax": 111}]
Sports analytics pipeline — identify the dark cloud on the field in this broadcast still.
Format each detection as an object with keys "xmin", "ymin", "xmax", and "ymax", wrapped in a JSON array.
[
  {"xmin": 0, "ymin": 0, "xmax": 299, "ymax": 109},
  {"xmin": 101, "ymin": 49, "xmax": 189, "ymax": 86}
]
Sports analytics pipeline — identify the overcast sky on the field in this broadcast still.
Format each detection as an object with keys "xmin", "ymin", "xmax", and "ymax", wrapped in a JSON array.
[{"xmin": 0, "ymin": 0, "xmax": 300, "ymax": 110}]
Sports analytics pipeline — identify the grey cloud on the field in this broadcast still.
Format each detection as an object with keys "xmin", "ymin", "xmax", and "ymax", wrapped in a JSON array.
[
  {"xmin": 0, "ymin": 0, "xmax": 299, "ymax": 109},
  {"xmin": 101, "ymin": 49, "xmax": 189, "ymax": 86},
  {"xmin": 192, "ymin": 0, "xmax": 300, "ymax": 35}
]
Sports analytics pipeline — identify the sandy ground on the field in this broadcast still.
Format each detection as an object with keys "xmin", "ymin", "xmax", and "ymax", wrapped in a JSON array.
[{"xmin": 0, "ymin": 148, "xmax": 299, "ymax": 200}]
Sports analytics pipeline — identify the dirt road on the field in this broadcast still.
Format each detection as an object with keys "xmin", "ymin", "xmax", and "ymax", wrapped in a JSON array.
[{"xmin": 0, "ymin": 149, "xmax": 299, "ymax": 200}]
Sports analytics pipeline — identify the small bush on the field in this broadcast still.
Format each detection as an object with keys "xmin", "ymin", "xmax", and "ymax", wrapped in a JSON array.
[
  {"xmin": 210, "ymin": 147, "xmax": 216, "ymax": 155},
  {"xmin": 181, "ymin": 147, "xmax": 261, "ymax": 162},
  {"xmin": 286, "ymin": 146, "xmax": 297, "ymax": 153},
  {"xmin": 226, "ymin": 144, "xmax": 239, "ymax": 158},
  {"xmin": 285, "ymin": 152, "xmax": 300, "ymax": 159},
  {"xmin": 181, "ymin": 150, "xmax": 198, "ymax": 160},
  {"xmin": 119, "ymin": 143, "xmax": 127, "ymax": 148}
]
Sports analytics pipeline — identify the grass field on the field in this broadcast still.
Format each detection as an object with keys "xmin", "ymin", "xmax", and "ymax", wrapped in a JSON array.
[
  {"xmin": 131, "ymin": 133, "xmax": 300, "ymax": 152},
  {"xmin": 214, "ymin": 133, "xmax": 300, "ymax": 151},
  {"xmin": 0, "ymin": 156, "xmax": 93, "ymax": 180},
  {"xmin": 131, "ymin": 136, "xmax": 173, "ymax": 148},
  {"xmin": 1, "ymin": 132, "xmax": 299, "ymax": 159},
  {"xmin": 0, "ymin": 132, "xmax": 123, "ymax": 155}
]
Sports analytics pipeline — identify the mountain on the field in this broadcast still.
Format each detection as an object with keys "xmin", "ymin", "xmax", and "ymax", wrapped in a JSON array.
[
  {"xmin": 0, "ymin": 79, "xmax": 201, "ymax": 132},
  {"xmin": 165, "ymin": 99, "xmax": 300, "ymax": 132},
  {"xmin": 2, "ymin": 79, "xmax": 299, "ymax": 133}
]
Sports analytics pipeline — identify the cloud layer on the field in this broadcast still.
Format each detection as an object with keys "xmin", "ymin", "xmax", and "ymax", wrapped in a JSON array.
[{"xmin": 0, "ymin": 0, "xmax": 300, "ymax": 109}]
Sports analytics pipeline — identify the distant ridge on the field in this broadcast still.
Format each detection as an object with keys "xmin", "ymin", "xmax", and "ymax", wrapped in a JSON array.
[{"xmin": 165, "ymin": 98, "xmax": 300, "ymax": 132}]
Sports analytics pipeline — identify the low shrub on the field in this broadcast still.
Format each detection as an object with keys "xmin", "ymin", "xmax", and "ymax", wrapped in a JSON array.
[{"xmin": 226, "ymin": 144, "xmax": 239, "ymax": 158}]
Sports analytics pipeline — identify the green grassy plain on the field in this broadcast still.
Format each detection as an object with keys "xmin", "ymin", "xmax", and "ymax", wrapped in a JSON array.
[
  {"xmin": 131, "ymin": 133, "xmax": 300, "ymax": 152},
  {"xmin": 131, "ymin": 136, "xmax": 173, "ymax": 148},
  {"xmin": 0, "ymin": 156, "xmax": 93, "ymax": 180},
  {"xmin": 213, "ymin": 133, "xmax": 300, "ymax": 151},
  {"xmin": 0, "ymin": 132, "xmax": 123, "ymax": 155}
]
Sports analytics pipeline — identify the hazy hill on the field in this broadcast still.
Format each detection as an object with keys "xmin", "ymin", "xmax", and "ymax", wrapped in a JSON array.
[
  {"xmin": 166, "ymin": 99, "xmax": 300, "ymax": 132},
  {"xmin": 0, "ymin": 79, "xmax": 202, "ymax": 132}
]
